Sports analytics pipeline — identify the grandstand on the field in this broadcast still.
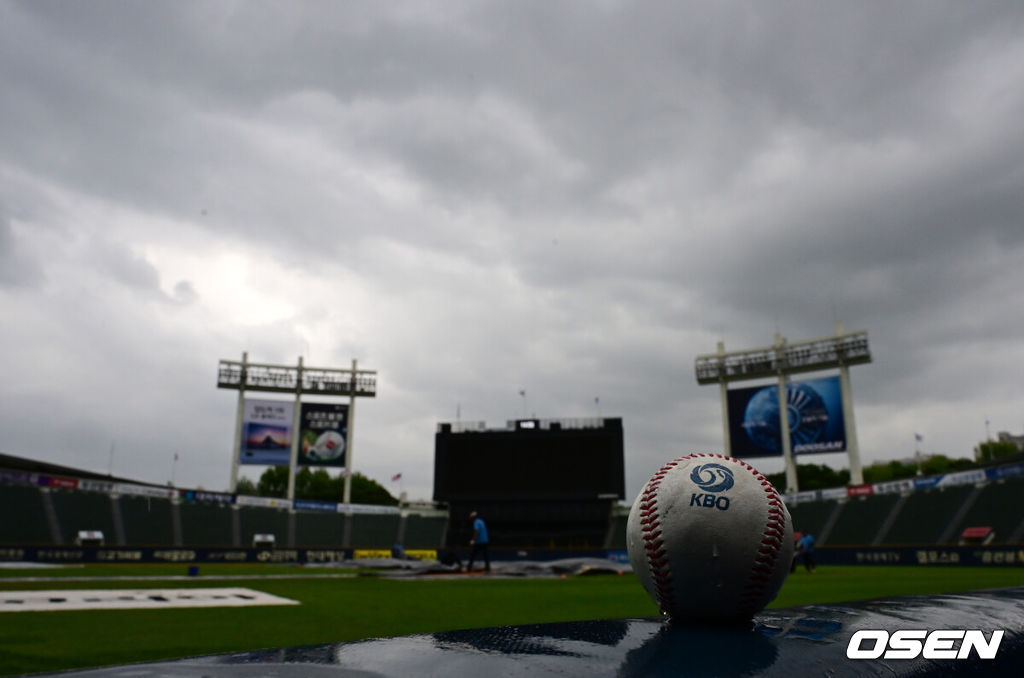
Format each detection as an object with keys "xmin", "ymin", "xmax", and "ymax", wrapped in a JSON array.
[
  {"xmin": 179, "ymin": 501, "xmax": 235, "ymax": 547},
  {"xmin": 879, "ymin": 485, "xmax": 975, "ymax": 545},
  {"xmin": 786, "ymin": 474, "xmax": 1024, "ymax": 548},
  {"xmin": 0, "ymin": 482, "xmax": 54, "ymax": 545},
  {"xmin": 1, "ymin": 451, "xmax": 1022, "ymax": 562},
  {"xmin": 820, "ymin": 493, "xmax": 902, "ymax": 546}
]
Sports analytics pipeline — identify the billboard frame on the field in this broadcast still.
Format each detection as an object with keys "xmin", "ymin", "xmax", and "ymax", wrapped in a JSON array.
[
  {"xmin": 218, "ymin": 353, "xmax": 376, "ymax": 504},
  {"xmin": 694, "ymin": 323, "xmax": 871, "ymax": 492}
]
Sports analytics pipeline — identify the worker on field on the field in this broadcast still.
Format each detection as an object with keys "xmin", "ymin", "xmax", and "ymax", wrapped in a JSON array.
[
  {"xmin": 466, "ymin": 510, "xmax": 491, "ymax": 573},
  {"xmin": 797, "ymin": 531, "xmax": 816, "ymax": 573}
]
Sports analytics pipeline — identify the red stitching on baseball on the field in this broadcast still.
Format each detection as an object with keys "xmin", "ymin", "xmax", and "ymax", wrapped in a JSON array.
[
  {"xmin": 641, "ymin": 456, "xmax": 689, "ymax": 614},
  {"xmin": 738, "ymin": 465, "xmax": 788, "ymax": 615}
]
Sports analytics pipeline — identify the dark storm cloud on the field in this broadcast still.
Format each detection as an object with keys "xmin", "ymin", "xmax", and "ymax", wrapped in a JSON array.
[{"xmin": 2, "ymin": 0, "xmax": 1024, "ymax": 496}]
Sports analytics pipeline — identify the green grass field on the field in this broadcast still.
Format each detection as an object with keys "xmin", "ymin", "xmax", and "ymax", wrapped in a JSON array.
[{"xmin": 1, "ymin": 564, "xmax": 1022, "ymax": 675}]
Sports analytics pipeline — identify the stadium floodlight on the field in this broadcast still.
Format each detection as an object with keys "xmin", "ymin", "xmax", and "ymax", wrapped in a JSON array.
[
  {"xmin": 694, "ymin": 323, "xmax": 871, "ymax": 493},
  {"xmin": 217, "ymin": 359, "xmax": 377, "ymax": 397},
  {"xmin": 695, "ymin": 330, "xmax": 870, "ymax": 384},
  {"xmin": 217, "ymin": 353, "xmax": 376, "ymax": 505}
]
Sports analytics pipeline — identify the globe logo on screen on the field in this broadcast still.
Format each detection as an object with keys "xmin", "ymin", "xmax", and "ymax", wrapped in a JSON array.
[
  {"xmin": 742, "ymin": 383, "xmax": 829, "ymax": 453},
  {"xmin": 690, "ymin": 463, "xmax": 735, "ymax": 493}
]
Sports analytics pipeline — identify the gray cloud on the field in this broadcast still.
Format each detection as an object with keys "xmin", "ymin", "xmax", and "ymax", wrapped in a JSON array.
[{"xmin": 2, "ymin": 1, "xmax": 1023, "ymax": 499}]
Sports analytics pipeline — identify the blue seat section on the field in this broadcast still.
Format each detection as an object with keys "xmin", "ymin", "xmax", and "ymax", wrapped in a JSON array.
[
  {"xmin": 824, "ymin": 493, "xmax": 901, "ymax": 546},
  {"xmin": 49, "ymin": 489, "xmax": 117, "ymax": 545},
  {"xmin": 0, "ymin": 483, "xmax": 51, "ymax": 544},
  {"xmin": 881, "ymin": 485, "xmax": 973, "ymax": 545},
  {"xmin": 349, "ymin": 513, "xmax": 401, "ymax": 549},
  {"xmin": 294, "ymin": 511, "xmax": 344, "ymax": 547},
  {"xmin": 239, "ymin": 505, "xmax": 291, "ymax": 546},
  {"xmin": 403, "ymin": 514, "xmax": 448, "ymax": 549},
  {"xmin": 179, "ymin": 502, "xmax": 235, "ymax": 547}
]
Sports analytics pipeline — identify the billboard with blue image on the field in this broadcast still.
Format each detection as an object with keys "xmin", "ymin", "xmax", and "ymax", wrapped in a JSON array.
[
  {"xmin": 727, "ymin": 376, "xmax": 846, "ymax": 458},
  {"xmin": 239, "ymin": 398, "xmax": 293, "ymax": 465}
]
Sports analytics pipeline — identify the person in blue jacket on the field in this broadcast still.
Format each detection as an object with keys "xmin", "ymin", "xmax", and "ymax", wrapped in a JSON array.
[
  {"xmin": 797, "ymin": 532, "xmax": 816, "ymax": 573},
  {"xmin": 467, "ymin": 510, "xmax": 491, "ymax": 573}
]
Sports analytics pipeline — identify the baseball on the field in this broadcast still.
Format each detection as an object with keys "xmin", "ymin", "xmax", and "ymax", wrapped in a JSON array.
[{"xmin": 626, "ymin": 453, "xmax": 793, "ymax": 623}]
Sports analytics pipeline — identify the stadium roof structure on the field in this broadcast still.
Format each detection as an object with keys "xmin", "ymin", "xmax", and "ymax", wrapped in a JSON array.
[{"xmin": 0, "ymin": 452, "xmax": 159, "ymax": 488}]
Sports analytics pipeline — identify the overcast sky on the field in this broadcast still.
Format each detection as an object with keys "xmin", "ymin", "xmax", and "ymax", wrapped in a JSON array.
[{"xmin": 2, "ymin": 1, "xmax": 1023, "ymax": 502}]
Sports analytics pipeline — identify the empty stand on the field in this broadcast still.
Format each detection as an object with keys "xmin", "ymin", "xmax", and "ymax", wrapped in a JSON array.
[
  {"xmin": 118, "ymin": 495, "xmax": 175, "ymax": 546},
  {"xmin": 604, "ymin": 512, "xmax": 628, "ymax": 550},
  {"xmin": 950, "ymin": 478, "xmax": 1024, "ymax": 542},
  {"xmin": 239, "ymin": 506, "xmax": 291, "ymax": 548},
  {"xmin": 880, "ymin": 485, "xmax": 974, "ymax": 545},
  {"xmin": 178, "ymin": 502, "xmax": 235, "ymax": 547},
  {"xmin": 0, "ymin": 483, "xmax": 53, "ymax": 545},
  {"xmin": 787, "ymin": 499, "xmax": 840, "ymax": 542},
  {"xmin": 402, "ymin": 513, "xmax": 448, "ymax": 549},
  {"xmin": 294, "ymin": 511, "xmax": 345, "ymax": 547},
  {"xmin": 49, "ymin": 489, "xmax": 118, "ymax": 546},
  {"xmin": 821, "ymin": 494, "xmax": 901, "ymax": 546},
  {"xmin": 347, "ymin": 513, "xmax": 401, "ymax": 549}
]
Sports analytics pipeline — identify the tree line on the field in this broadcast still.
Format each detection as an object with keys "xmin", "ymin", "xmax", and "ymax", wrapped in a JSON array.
[{"xmin": 234, "ymin": 467, "xmax": 398, "ymax": 505}]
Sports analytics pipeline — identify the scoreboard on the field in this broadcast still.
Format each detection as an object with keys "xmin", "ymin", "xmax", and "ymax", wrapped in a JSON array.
[{"xmin": 433, "ymin": 418, "xmax": 625, "ymax": 502}]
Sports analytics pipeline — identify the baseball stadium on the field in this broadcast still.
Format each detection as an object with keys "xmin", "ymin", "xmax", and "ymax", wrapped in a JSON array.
[
  {"xmin": 2, "ymin": 340, "xmax": 1024, "ymax": 675},
  {"xmin": 2, "ymin": 421, "xmax": 1024, "ymax": 674}
]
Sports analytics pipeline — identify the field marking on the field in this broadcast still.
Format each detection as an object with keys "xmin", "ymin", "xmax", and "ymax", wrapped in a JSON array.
[
  {"xmin": 0, "ymin": 573, "xmax": 356, "ymax": 584},
  {"xmin": 0, "ymin": 587, "xmax": 299, "ymax": 612}
]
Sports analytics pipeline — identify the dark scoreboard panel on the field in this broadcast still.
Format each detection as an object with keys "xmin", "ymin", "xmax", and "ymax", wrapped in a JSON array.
[{"xmin": 433, "ymin": 418, "xmax": 625, "ymax": 502}]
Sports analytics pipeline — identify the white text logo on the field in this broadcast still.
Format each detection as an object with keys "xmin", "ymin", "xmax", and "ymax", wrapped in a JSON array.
[{"xmin": 846, "ymin": 630, "xmax": 1003, "ymax": 660}]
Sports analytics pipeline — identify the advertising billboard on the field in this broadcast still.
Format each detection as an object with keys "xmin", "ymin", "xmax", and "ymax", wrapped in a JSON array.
[
  {"xmin": 726, "ymin": 376, "xmax": 846, "ymax": 458},
  {"xmin": 239, "ymin": 398, "xmax": 293, "ymax": 465},
  {"xmin": 298, "ymin": 402, "xmax": 349, "ymax": 467}
]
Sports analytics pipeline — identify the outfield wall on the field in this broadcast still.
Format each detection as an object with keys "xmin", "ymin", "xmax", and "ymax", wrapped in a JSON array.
[{"xmin": 0, "ymin": 544, "xmax": 1022, "ymax": 567}]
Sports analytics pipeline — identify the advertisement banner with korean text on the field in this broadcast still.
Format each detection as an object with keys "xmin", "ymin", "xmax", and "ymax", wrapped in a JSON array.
[
  {"xmin": 240, "ymin": 398, "xmax": 294, "ymax": 466},
  {"xmin": 727, "ymin": 376, "xmax": 847, "ymax": 458},
  {"xmin": 298, "ymin": 402, "xmax": 349, "ymax": 467}
]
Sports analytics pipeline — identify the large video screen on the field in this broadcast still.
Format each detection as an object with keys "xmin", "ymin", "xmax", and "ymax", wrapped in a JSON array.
[
  {"xmin": 433, "ymin": 419, "xmax": 625, "ymax": 501},
  {"xmin": 726, "ymin": 376, "xmax": 847, "ymax": 458}
]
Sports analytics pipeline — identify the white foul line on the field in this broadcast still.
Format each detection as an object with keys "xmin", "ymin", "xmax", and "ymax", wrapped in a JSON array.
[{"xmin": 0, "ymin": 588, "xmax": 299, "ymax": 612}]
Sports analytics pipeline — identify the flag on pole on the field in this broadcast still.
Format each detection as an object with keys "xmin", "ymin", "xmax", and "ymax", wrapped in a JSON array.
[
  {"xmin": 391, "ymin": 473, "xmax": 402, "ymax": 482},
  {"xmin": 914, "ymin": 433, "xmax": 923, "ymax": 442}
]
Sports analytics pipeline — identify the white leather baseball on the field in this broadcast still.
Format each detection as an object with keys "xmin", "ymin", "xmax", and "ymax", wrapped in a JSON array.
[{"xmin": 627, "ymin": 453, "xmax": 793, "ymax": 623}]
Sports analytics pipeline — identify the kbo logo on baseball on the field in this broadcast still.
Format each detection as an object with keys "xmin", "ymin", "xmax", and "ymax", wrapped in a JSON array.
[{"xmin": 689, "ymin": 463, "xmax": 734, "ymax": 511}]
